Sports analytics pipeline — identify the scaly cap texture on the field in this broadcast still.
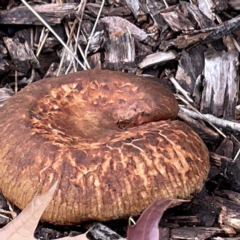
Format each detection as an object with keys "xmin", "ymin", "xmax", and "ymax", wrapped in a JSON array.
[{"xmin": 0, "ymin": 70, "xmax": 209, "ymax": 225}]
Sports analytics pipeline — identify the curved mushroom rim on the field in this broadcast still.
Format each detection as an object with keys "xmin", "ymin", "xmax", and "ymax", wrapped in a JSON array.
[{"xmin": 0, "ymin": 69, "xmax": 209, "ymax": 225}]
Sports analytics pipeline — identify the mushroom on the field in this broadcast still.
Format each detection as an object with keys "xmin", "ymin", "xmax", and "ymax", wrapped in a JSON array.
[{"xmin": 0, "ymin": 69, "xmax": 209, "ymax": 225}]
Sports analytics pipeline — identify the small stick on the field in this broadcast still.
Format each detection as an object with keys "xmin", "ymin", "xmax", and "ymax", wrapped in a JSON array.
[{"xmin": 179, "ymin": 105, "xmax": 228, "ymax": 138}]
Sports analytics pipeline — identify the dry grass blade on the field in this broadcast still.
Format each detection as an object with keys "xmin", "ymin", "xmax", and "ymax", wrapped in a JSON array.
[
  {"xmin": 84, "ymin": 0, "xmax": 105, "ymax": 57},
  {"xmin": 20, "ymin": 0, "xmax": 86, "ymax": 70}
]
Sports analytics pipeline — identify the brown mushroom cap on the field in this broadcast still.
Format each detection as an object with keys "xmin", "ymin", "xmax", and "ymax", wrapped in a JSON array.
[{"xmin": 0, "ymin": 70, "xmax": 209, "ymax": 225}]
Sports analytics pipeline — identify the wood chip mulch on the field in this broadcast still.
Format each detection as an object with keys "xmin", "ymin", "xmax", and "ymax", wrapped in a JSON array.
[{"xmin": 1, "ymin": 0, "xmax": 240, "ymax": 239}]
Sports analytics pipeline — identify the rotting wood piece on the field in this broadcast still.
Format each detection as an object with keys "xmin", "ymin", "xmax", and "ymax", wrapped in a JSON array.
[
  {"xmin": 201, "ymin": 49, "xmax": 239, "ymax": 118},
  {"xmin": 3, "ymin": 36, "xmax": 39, "ymax": 75},
  {"xmin": 175, "ymin": 46, "xmax": 206, "ymax": 96},
  {"xmin": 104, "ymin": 32, "xmax": 136, "ymax": 70},
  {"xmin": 0, "ymin": 70, "xmax": 209, "ymax": 225},
  {"xmin": 229, "ymin": 0, "xmax": 240, "ymax": 10},
  {"xmin": 138, "ymin": 50, "xmax": 178, "ymax": 69},
  {"xmin": 171, "ymin": 227, "xmax": 224, "ymax": 239},
  {"xmin": 0, "ymin": 3, "xmax": 78, "ymax": 25}
]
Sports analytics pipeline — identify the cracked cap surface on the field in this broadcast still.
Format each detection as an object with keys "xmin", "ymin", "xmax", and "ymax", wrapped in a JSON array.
[{"xmin": 0, "ymin": 69, "xmax": 209, "ymax": 225}]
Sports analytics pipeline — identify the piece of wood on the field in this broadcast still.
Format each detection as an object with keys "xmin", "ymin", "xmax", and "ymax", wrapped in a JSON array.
[
  {"xmin": 124, "ymin": 0, "xmax": 147, "ymax": 22},
  {"xmin": 104, "ymin": 32, "xmax": 136, "ymax": 70},
  {"xmin": 201, "ymin": 49, "xmax": 239, "ymax": 118},
  {"xmin": 175, "ymin": 46, "xmax": 206, "ymax": 94},
  {"xmin": 0, "ymin": 3, "xmax": 78, "ymax": 25},
  {"xmin": 229, "ymin": 0, "xmax": 240, "ymax": 10},
  {"xmin": 0, "ymin": 87, "xmax": 14, "ymax": 107},
  {"xmin": 171, "ymin": 227, "xmax": 224, "ymax": 239},
  {"xmin": 3, "ymin": 36, "xmax": 39, "ymax": 74},
  {"xmin": 138, "ymin": 50, "xmax": 178, "ymax": 69},
  {"xmin": 180, "ymin": 107, "xmax": 240, "ymax": 134},
  {"xmin": 210, "ymin": 196, "xmax": 240, "ymax": 231}
]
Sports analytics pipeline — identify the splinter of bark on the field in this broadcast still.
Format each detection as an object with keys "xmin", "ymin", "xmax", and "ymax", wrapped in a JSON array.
[
  {"xmin": 230, "ymin": 135, "xmax": 240, "ymax": 162},
  {"xmin": 203, "ymin": 0, "xmax": 240, "ymax": 52},
  {"xmin": 28, "ymin": 29, "xmax": 36, "ymax": 84},
  {"xmin": 139, "ymin": 51, "xmax": 178, "ymax": 69},
  {"xmin": 165, "ymin": 69, "xmax": 194, "ymax": 103},
  {"xmin": 21, "ymin": 0, "xmax": 86, "ymax": 70},
  {"xmin": 229, "ymin": 0, "xmax": 240, "ymax": 10},
  {"xmin": 0, "ymin": 209, "xmax": 14, "ymax": 220},
  {"xmin": 6, "ymin": 201, "xmax": 17, "ymax": 219},
  {"xmin": 231, "ymin": 37, "xmax": 240, "ymax": 52},
  {"xmin": 203, "ymin": 0, "xmax": 214, "ymax": 12},
  {"xmin": 234, "ymin": 149, "xmax": 240, "ymax": 162},
  {"xmin": 89, "ymin": 223, "xmax": 125, "ymax": 239},
  {"xmin": 0, "ymin": 88, "xmax": 14, "ymax": 107},
  {"xmin": 84, "ymin": 0, "xmax": 105, "ymax": 58},
  {"xmin": 163, "ymin": 0, "xmax": 169, "ymax": 8},
  {"xmin": 14, "ymin": 70, "xmax": 17, "ymax": 93},
  {"xmin": 0, "ymin": 213, "xmax": 9, "ymax": 220}
]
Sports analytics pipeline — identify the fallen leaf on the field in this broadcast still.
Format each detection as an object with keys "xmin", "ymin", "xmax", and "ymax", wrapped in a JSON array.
[
  {"xmin": 100, "ymin": 16, "xmax": 149, "ymax": 41},
  {"xmin": 0, "ymin": 182, "xmax": 58, "ymax": 240},
  {"xmin": 127, "ymin": 198, "xmax": 185, "ymax": 240},
  {"xmin": 0, "ymin": 184, "xmax": 184, "ymax": 240},
  {"xmin": 0, "ymin": 181, "xmax": 88, "ymax": 240}
]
